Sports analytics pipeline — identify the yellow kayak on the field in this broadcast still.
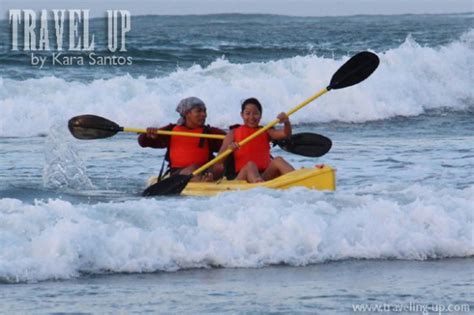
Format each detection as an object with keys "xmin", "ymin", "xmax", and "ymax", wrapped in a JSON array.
[{"xmin": 147, "ymin": 165, "xmax": 336, "ymax": 196}]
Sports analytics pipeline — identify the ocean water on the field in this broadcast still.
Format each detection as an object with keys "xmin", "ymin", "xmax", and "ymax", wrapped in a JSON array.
[{"xmin": 0, "ymin": 13, "xmax": 473, "ymax": 313}]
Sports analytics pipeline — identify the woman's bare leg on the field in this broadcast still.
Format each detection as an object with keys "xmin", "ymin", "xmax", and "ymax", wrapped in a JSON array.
[
  {"xmin": 262, "ymin": 156, "xmax": 295, "ymax": 181},
  {"xmin": 236, "ymin": 162, "xmax": 264, "ymax": 183}
]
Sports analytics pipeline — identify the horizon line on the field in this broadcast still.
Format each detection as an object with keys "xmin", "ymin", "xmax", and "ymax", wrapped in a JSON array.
[{"xmin": 1, "ymin": 10, "xmax": 473, "ymax": 21}]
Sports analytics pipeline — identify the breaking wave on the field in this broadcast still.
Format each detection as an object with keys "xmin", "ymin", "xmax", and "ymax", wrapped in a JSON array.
[
  {"xmin": 0, "ymin": 30, "xmax": 473, "ymax": 137},
  {"xmin": 0, "ymin": 184, "xmax": 472, "ymax": 283}
]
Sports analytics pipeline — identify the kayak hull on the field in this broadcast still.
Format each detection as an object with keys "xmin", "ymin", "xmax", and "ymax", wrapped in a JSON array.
[{"xmin": 148, "ymin": 165, "xmax": 336, "ymax": 196}]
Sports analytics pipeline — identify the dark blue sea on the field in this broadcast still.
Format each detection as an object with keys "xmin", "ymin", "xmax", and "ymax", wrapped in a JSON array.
[{"xmin": 0, "ymin": 13, "xmax": 473, "ymax": 313}]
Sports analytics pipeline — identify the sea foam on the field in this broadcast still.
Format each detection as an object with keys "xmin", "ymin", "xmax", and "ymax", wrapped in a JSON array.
[
  {"xmin": 0, "ymin": 30, "xmax": 472, "ymax": 137},
  {"xmin": 0, "ymin": 184, "xmax": 472, "ymax": 283}
]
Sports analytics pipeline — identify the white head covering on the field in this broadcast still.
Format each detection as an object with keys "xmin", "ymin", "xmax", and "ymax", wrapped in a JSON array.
[{"xmin": 176, "ymin": 97, "xmax": 206, "ymax": 125}]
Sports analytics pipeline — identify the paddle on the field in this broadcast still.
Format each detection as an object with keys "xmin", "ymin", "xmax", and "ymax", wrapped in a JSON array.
[
  {"xmin": 68, "ymin": 114, "xmax": 332, "ymax": 157},
  {"xmin": 68, "ymin": 115, "xmax": 224, "ymax": 140},
  {"xmin": 273, "ymin": 133, "xmax": 332, "ymax": 157},
  {"xmin": 143, "ymin": 51, "xmax": 380, "ymax": 196}
]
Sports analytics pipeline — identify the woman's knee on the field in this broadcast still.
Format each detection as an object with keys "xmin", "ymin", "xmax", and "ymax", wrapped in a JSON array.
[
  {"xmin": 273, "ymin": 156, "xmax": 284, "ymax": 163},
  {"xmin": 243, "ymin": 161, "xmax": 258, "ymax": 170},
  {"xmin": 270, "ymin": 156, "xmax": 286, "ymax": 167},
  {"xmin": 269, "ymin": 156, "xmax": 294, "ymax": 173}
]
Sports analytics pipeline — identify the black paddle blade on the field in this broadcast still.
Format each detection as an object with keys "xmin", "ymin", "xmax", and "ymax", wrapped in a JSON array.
[
  {"xmin": 142, "ymin": 174, "xmax": 193, "ymax": 196},
  {"xmin": 68, "ymin": 115, "xmax": 122, "ymax": 139},
  {"xmin": 328, "ymin": 51, "xmax": 379, "ymax": 90},
  {"xmin": 276, "ymin": 132, "xmax": 332, "ymax": 157}
]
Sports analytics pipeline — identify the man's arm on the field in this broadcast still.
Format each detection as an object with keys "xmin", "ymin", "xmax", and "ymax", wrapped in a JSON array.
[{"xmin": 138, "ymin": 124, "xmax": 175, "ymax": 148}]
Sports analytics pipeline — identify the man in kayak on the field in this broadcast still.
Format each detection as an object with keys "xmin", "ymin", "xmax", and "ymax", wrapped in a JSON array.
[
  {"xmin": 217, "ymin": 97, "xmax": 294, "ymax": 183},
  {"xmin": 138, "ymin": 97, "xmax": 226, "ymax": 181}
]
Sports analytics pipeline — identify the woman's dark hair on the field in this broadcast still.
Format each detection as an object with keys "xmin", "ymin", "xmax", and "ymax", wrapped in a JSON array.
[{"xmin": 241, "ymin": 97, "xmax": 262, "ymax": 114}]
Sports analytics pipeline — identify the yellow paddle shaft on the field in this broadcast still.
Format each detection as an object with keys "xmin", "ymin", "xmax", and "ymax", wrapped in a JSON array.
[
  {"xmin": 122, "ymin": 127, "xmax": 225, "ymax": 139},
  {"xmin": 191, "ymin": 87, "xmax": 329, "ymax": 176}
]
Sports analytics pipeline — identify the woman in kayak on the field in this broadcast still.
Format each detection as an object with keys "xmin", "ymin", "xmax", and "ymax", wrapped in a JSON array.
[
  {"xmin": 138, "ymin": 97, "xmax": 226, "ymax": 181},
  {"xmin": 217, "ymin": 97, "xmax": 295, "ymax": 183}
]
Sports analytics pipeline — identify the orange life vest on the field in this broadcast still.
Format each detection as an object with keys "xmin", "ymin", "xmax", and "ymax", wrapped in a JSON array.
[
  {"xmin": 233, "ymin": 125, "xmax": 271, "ymax": 172},
  {"xmin": 169, "ymin": 125, "xmax": 210, "ymax": 168}
]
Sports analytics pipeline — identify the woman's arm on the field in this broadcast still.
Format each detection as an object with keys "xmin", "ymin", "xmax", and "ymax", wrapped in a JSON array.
[
  {"xmin": 213, "ymin": 130, "xmax": 235, "ymax": 170},
  {"xmin": 217, "ymin": 130, "xmax": 235, "ymax": 155},
  {"xmin": 208, "ymin": 126, "xmax": 227, "ymax": 153},
  {"xmin": 267, "ymin": 112, "xmax": 292, "ymax": 141}
]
